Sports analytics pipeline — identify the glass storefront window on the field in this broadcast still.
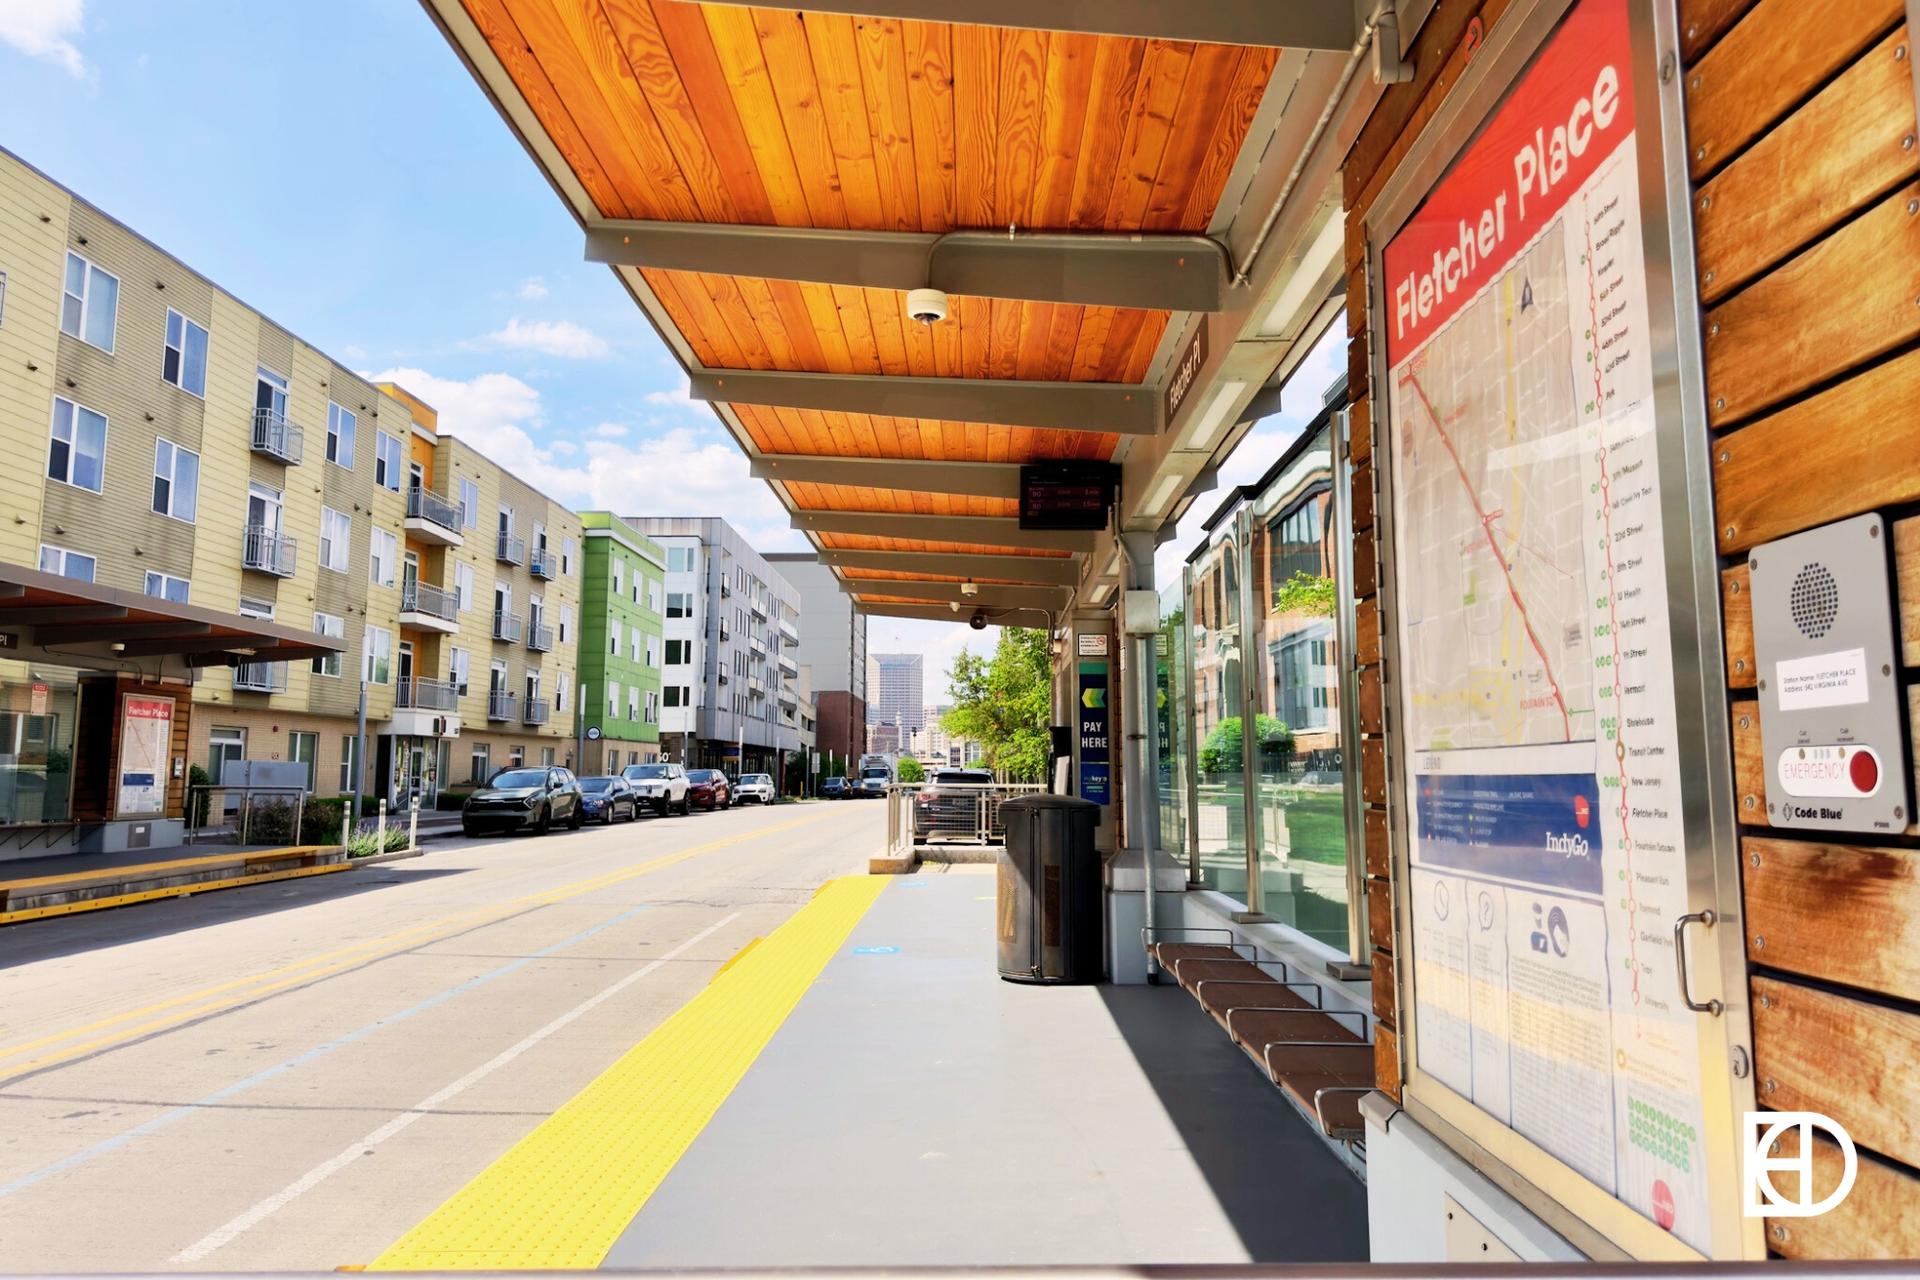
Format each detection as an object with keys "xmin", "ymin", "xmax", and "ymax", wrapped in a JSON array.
[
  {"xmin": 0, "ymin": 670, "xmax": 78, "ymax": 825},
  {"xmin": 1187, "ymin": 525, "xmax": 1248, "ymax": 900},
  {"xmin": 1247, "ymin": 426, "xmax": 1350, "ymax": 947}
]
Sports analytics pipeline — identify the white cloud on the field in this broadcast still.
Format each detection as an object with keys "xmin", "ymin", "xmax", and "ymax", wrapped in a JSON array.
[
  {"xmin": 0, "ymin": 0, "xmax": 85, "ymax": 76},
  {"xmin": 485, "ymin": 317, "xmax": 610, "ymax": 359},
  {"xmin": 517, "ymin": 277, "xmax": 549, "ymax": 300},
  {"xmin": 591, "ymin": 422, "xmax": 629, "ymax": 439},
  {"xmin": 550, "ymin": 439, "xmax": 578, "ymax": 456},
  {"xmin": 644, "ymin": 377, "xmax": 694, "ymax": 409}
]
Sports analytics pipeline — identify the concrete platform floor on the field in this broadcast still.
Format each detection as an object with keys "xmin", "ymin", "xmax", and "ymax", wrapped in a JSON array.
[{"xmin": 604, "ymin": 869, "xmax": 1369, "ymax": 1268}]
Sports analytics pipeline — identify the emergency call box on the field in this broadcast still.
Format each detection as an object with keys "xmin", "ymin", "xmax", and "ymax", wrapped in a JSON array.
[{"xmin": 1749, "ymin": 514, "xmax": 1910, "ymax": 834}]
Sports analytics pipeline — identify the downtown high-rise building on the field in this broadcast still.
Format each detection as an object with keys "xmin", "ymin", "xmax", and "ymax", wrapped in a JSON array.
[{"xmin": 866, "ymin": 653, "xmax": 924, "ymax": 736}]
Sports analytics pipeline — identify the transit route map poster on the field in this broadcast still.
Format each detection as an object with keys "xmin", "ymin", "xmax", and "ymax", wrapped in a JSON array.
[{"xmin": 1383, "ymin": 0, "xmax": 1708, "ymax": 1250}]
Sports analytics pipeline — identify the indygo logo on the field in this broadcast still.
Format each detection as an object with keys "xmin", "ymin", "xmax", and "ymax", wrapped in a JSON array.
[{"xmin": 1744, "ymin": 1112, "xmax": 1857, "ymax": 1218}]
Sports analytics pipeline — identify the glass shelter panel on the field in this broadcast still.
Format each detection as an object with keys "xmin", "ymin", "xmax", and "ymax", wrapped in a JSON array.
[
  {"xmin": 1186, "ymin": 525, "xmax": 1248, "ymax": 901},
  {"xmin": 1155, "ymin": 580, "xmax": 1188, "ymax": 870}
]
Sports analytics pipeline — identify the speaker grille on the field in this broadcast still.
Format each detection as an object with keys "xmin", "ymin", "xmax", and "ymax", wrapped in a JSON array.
[{"xmin": 1789, "ymin": 562, "xmax": 1839, "ymax": 639}]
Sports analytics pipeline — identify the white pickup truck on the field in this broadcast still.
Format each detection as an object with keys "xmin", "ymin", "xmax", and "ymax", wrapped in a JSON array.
[{"xmin": 621, "ymin": 761, "xmax": 690, "ymax": 816}]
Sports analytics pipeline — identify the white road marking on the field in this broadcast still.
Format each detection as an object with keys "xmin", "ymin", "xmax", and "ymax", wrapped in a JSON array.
[{"xmin": 170, "ymin": 913, "xmax": 741, "ymax": 1263}]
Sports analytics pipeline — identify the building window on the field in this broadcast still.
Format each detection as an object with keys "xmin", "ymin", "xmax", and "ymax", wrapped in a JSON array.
[
  {"xmin": 664, "ymin": 685, "xmax": 683, "ymax": 708},
  {"xmin": 631, "ymin": 630, "xmax": 642, "ymax": 662},
  {"xmin": 607, "ymin": 680, "xmax": 619, "ymax": 718},
  {"xmin": 665, "ymin": 640, "xmax": 688, "ymax": 665},
  {"xmin": 458, "ymin": 476, "xmax": 479, "ymax": 528},
  {"xmin": 162, "ymin": 308, "xmax": 209, "ymax": 397},
  {"xmin": 238, "ymin": 597, "xmax": 274, "ymax": 620},
  {"xmin": 449, "ymin": 646, "xmax": 469, "ymax": 695},
  {"xmin": 648, "ymin": 580, "xmax": 661, "ymax": 613},
  {"xmin": 555, "ymin": 671, "xmax": 569, "ymax": 714},
  {"xmin": 645, "ymin": 690, "xmax": 659, "ymax": 724},
  {"xmin": 667, "ymin": 592, "xmax": 691, "ymax": 619},
  {"xmin": 61, "ymin": 250, "xmax": 118, "ymax": 351},
  {"xmin": 610, "ymin": 620, "xmax": 621, "ymax": 657},
  {"xmin": 151, "ymin": 439, "xmax": 200, "ymax": 522},
  {"xmin": 326, "ymin": 401, "xmax": 356, "ymax": 469},
  {"xmin": 631, "ymin": 574, "xmax": 639, "ymax": 604},
  {"xmin": 209, "ymin": 726, "xmax": 246, "ymax": 786},
  {"xmin": 645, "ymin": 636, "xmax": 659, "ymax": 667},
  {"xmin": 540, "ymin": 746, "xmax": 555, "ymax": 767},
  {"xmin": 47, "ymin": 396, "xmax": 106, "ymax": 493},
  {"xmin": 613, "ymin": 558, "xmax": 624, "ymax": 597},
  {"xmin": 370, "ymin": 528, "xmax": 397, "ymax": 588},
  {"xmin": 290, "ymin": 731, "xmax": 318, "ymax": 792},
  {"xmin": 375, "ymin": 431, "xmax": 404, "ymax": 491},
  {"xmin": 320, "ymin": 507, "xmax": 350, "ymax": 573},
  {"xmin": 363, "ymin": 625, "xmax": 392, "ymax": 684},
  {"xmin": 143, "ymin": 571, "xmax": 189, "ymax": 603},
  {"xmin": 469, "ymin": 742, "xmax": 490, "ymax": 783},
  {"xmin": 339, "ymin": 735, "xmax": 357, "ymax": 792},
  {"xmin": 562, "ymin": 536, "xmax": 575, "ymax": 575},
  {"xmin": 312, "ymin": 612, "xmax": 344, "ymax": 677},
  {"xmin": 38, "ymin": 544, "xmax": 95, "ymax": 582},
  {"xmin": 627, "ymin": 687, "xmax": 640, "ymax": 722},
  {"xmin": 668, "ymin": 546, "xmax": 693, "ymax": 573},
  {"xmin": 558, "ymin": 604, "xmax": 572, "ymax": 645},
  {"xmin": 453, "ymin": 562, "xmax": 473, "ymax": 611}
]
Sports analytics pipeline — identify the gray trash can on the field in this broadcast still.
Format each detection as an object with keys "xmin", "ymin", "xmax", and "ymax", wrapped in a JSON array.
[{"xmin": 996, "ymin": 793, "xmax": 1102, "ymax": 983}]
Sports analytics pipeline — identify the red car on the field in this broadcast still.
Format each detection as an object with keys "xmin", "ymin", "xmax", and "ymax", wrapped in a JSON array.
[{"xmin": 686, "ymin": 769, "xmax": 732, "ymax": 811}]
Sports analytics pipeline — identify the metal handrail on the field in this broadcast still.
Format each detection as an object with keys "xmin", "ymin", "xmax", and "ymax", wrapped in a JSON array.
[
  {"xmin": 406, "ymin": 485, "xmax": 462, "ymax": 532},
  {"xmin": 243, "ymin": 524, "xmax": 296, "ymax": 576},
  {"xmin": 487, "ymin": 690, "xmax": 518, "ymax": 721},
  {"xmin": 496, "ymin": 532, "xmax": 526, "ymax": 564},
  {"xmin": 396, "ymin": 677, "xmax": 458, "ymax": 711},
  {"xmin": 521, "ymin": 697, "xmax": 551, "ymax": 725},
  {"xmin": 529, "ymin": 547, "xmax": 557, "ymax": 579},
  {"xmin": 249, "ymin": 408, "xmax": 304, "ymax": 464},
  {"xmin": 491, "ymin": 609, "xmax": 522, "ymax": 643},
  {"xmin": 184, "ymin": 783, "xmax": 309, "ymax": 846},
  {"xmin": 231, "ymin": 661, "xmax": 286, "ymax": 694},
  {"xmin": 401, "ymin": 581, "xmax": 458, "ymax": 622},
  {"xmin": 525, "ymin": 620, "xmax": 554, "ymax": 652}
]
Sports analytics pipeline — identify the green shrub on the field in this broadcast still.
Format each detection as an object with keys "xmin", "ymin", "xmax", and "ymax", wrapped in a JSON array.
[
  {"xmin": 240, "ymin": 797, "xmax": 299, "ymax": 845},
  {"xmin": 187, "ymin": 763, "xmax": 212, "ymax": 826},
  {"xmin": 1199, "ymin": 715, "xmax": 1294, "ymax": 775},
  {"xmin": 345, "ymin": 819, "xmax": 411, "ymax": 858},
  {"xmin": 302, "ymin": 796, "xmax": 348, "ymax": 845}
]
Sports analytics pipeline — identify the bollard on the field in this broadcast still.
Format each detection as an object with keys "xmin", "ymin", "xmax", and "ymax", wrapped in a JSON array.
[
  {"xmin": 376, "ymin": 797, "xmax": 387, "ymax": 854},
  {"xmin": 409, "ymin": 795, "xmax": 419, "ymax": 851}
]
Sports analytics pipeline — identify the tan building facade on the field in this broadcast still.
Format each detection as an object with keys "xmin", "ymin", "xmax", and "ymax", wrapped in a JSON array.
[{"xmin": 0, "ymin": 147, "xmax": 581, "ymax": 816}]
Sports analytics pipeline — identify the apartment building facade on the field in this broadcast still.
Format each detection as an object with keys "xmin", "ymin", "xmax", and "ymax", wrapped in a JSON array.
[
  {"xmin": 622, "ymin": 518, "xmax": 799, "ymax": 776},
  {"xmin": 575, "ymin": 512, "xmax": 664, "ymax": 775},
  {"xmin": 0, "ymin": 149, "xmax": 580, "ymax": 816},
  {"xmin": 763, "ymin": 552, "xmax": 865, "ymax": 772}
]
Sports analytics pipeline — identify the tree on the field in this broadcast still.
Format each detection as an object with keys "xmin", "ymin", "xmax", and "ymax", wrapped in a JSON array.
[
  {"xmin": 1199, "ymin": 714, "xmax": 1294, "ymax": 775},
  {"xmin": 896, "ymin": 757, "xmax": 926, "ymax": 783},
  {"xmin": 943, "ymin": 627, "xmax": 1051, "ymax": 781}
]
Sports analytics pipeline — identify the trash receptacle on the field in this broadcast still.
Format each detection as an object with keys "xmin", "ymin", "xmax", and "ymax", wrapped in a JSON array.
[{"xmin": 996, "ymin": 793, "xmax": 1102, "ymax": 983}]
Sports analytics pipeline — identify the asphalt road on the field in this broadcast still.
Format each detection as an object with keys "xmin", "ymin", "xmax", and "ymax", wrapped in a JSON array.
[{"xmin": 0, "ymin": 798, "xmax": 882, "ymax": 1271}]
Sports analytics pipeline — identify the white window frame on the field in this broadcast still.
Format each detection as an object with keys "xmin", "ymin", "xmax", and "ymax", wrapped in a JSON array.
[
  {"xmin": 613, "ymin": 558, "xmax": 624, "ymax": 597},
  {"xmin": 38, "ymin": 543, "xmax": 95, "ymax": 583},
  {"xmin": 312, "ymin": 612, "xmax": 344, "ymax": 677},
  {"xmin": 374, "ymin": 430, "xmax": 404, "ymax": 491},
  {"xmin": 320, "ymin": 507, "xmax": 351, "ymax": 573},
  {"xmin": 562, "ymin": 536, "xmax": 576, "ymax": 574},
  {"xmin": 370, "ymin": 527, "xmax": 397, "ymax": 588},
  {"xmin": 47, "ymin": 396, "xmax": 107, "ymax": 494},
  {"xmin": 646, "ymin": 636, "xmax": 659, "ymax": 667},
  {"xmin": 631, "ymin": 629, "xmax": 642, "ymax": 663},
  {"xmin": 607, "ymin": 680, "xmax": 619, "ymax": 718},
  {"xmin": 61, "ymin": 250, "xmax": 118, "ymax": 352},
  {"xmin": 326, "ymin": 401, "xmax": 356, "ymax": 470},
  {"xmin": 646, "ymin": 690, "xmax": 659, "ymax": 724},
  {"xmin": 143, "ymin": 570, "xmax": 189, "ymax": 603},
  {"xmin": 458, "ymin": 477, "xmax": 480, "ymax": 529},
  {"xmin": 162, "ymin": 308, "xmax": 208, "ymax": 398},
  {"xmin": 453, "ymin": 562, "xmax": 474, "ymax": 612},
  {"xmin": 559, "ymin": 604, "xmax": 572, "ymax": 645},
  {"xmin": 627, "ymin": 687, "xmax": 640, "ymax": 722},
  {"xmin": 555, "ymin": 671, "xmax": 570, "ymax": 714},
  {"xmin": 363, "ymin": 625, "xmax": 392, "ymax": 685},
  {"xmin": 648, "ymin": 580, "xmax": 662, "ymax": 613},
  {"xmin": 449, "ymin": 646, "xmax": 470, "ymax": 695},
  {"xmin": 610, "ymin": 619, "xmax": 621, "ymax": 656},
  {"xmin": 151, "ymin": 438, "xmax": 199, "ymax": 523}
]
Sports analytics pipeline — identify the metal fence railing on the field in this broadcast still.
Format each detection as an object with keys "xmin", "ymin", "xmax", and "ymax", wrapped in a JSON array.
[
  {"xmin": 185, "ymin": 784, "xmax": 309, "ymax": 846},
  {"xmin": 884, "ymin": 780, "xmax": 1046, "ymax": 859}
]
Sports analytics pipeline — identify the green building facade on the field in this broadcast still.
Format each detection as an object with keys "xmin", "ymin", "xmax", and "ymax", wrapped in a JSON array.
[{"xmin": 576, "ymin": 512, "xmax": 666, "ymax": 774}]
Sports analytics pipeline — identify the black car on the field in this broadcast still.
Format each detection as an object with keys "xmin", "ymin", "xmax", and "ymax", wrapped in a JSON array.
[
  {"xmin": 577, "ymin": 775, "xmax": 639, "ymax": 824},
  {"xmin": 821, "ymin": 776, "xmax": 852, "ymax": 799},
  {"xmin": 462, "ymin": 766, "xmax": 584, "ymax": 837}
]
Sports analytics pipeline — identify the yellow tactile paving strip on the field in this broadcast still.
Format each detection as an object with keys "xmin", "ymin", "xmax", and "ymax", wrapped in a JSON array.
[{"xmin": 368, "ymin": 874, "xmax": 890, "ymax": 1271}]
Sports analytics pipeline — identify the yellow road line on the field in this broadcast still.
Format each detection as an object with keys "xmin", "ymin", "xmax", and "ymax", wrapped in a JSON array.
[
  {"xmin": 369, "ymin": 874, "xmax": 890, "ymax": 1271},
  {"xmin": 0, "ymin": 812, "xmax": 837, "ymax": 1075},
  {"xmin": 0, "ymin": 861, "xmax": 351, "ymax": 925}
]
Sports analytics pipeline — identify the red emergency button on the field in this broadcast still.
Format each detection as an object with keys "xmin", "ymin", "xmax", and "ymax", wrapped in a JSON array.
[{"xmin": 1849, "ymin": 749, "xmax": 1879, "ymax": 793}]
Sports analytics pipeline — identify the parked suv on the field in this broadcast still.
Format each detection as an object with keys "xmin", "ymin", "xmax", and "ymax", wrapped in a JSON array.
[
  {"xmin": 621, "ymin": 761, "xmax": 690, "ymax": 816},
  {"xmin": 463, "ymin": 766, "xmax": 584, "ymax": 837},
  {"xmin": 735, "ymin": 773, "xmax": 776, "ymax": 804},
  {"xmin": 821, "ymin": 776, "xmax": 851, "ymax": 800},
  {"xmin": 687, "ymin": 769, "xmax": 732, "ymax": 811},
  {"xmin": 912, "ymin": 768, "xmax": 1001, "ymax": 845}
]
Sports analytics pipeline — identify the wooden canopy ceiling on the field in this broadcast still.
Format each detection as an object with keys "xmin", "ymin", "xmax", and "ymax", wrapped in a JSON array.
[{"xmin": 439, "ymin": 0, "xmax": 1289, "ymax": 615}]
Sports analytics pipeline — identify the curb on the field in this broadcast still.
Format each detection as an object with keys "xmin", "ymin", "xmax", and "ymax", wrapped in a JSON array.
[{"xmin": 351, "ymin": 846, "xmax": 427, "ymax": 866}]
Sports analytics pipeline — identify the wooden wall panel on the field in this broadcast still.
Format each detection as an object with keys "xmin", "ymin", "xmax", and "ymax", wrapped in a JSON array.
[
  {"xmin": 1751, "ymin": 976, "xmax": 1920, "ymax": 1169},
  {"xmin": 1371, "ymin": 947, "xmax": 1397, "ymax": 1027},
  {"xmin": 1745, "ymin": 837, "xmax": 1920, "ymax": 999},
  {"xmin": 1721, "ymin": 563, "xmax": 1753, "ymax": 688},
  {"xmin": 1361, "ymin": 737, "xmax": 1385, "ymax": 806},
  {"xmin": 1354, "ymin": 597, "xmax": 1380, "ymax": 667},
  {"xmin": 1678, "ymin": 0, "xmax": 1757, "ymax": 64},
  {"xmin": 1730, "ymin": 697, "xmax": 1767, "ymax": 825},
  {"xmin": 1367, "ymin": 874, "xmax": 1392, "ymax": 952},
  {"xmin": 1364, "ymin": 806, "xmax": 1388, "ymax": 880},
  {"xmin": 1898, "ymin": 516, "xmax": 1920, "ymax": 667},
  {"xmin": 1766, "ymin": 1131, "xmax": 1920, "ymax": 1260},
  {"xmin": 1703, "ymin": 183, "xmax": 1920, "ymax": 428},
  {"xmin": 1684, "ymin": 0, "xmax": 1901, "ymax": 181},
  {"xmin": 1359, "ymin": 663, "xmax": 1383, "ymax": 735},
  {"xmin": 1374, "ymin": 1023, "xmax": 1402, "ymax": 1098},
  {"xmin": 1694, "ymin": 28, "xmax": 1916, "ymax": 303}
]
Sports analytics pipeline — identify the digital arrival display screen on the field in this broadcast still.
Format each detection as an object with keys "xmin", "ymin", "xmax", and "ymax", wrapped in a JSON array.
[{"xmin": 1019, "ymin": 462, "xmax": 1118, "ymax": 531}]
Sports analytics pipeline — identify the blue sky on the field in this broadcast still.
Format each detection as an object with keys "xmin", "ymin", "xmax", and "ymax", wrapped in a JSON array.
[{"xmin": 0, "ymin": 0, "xmax": 1340, "ymax": 692}]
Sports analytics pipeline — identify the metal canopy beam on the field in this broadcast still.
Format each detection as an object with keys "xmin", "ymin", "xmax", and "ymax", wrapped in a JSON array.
[
  {"xmin": 820, "ymin": 548, "xmax": 1081, "ymax": 587},
  {"xmin": 751, "ymin": 454, "xmax": 1022, "ymax": 500},
  {"xmin": 587, "ymin": 222, "xmax": 1229, "ymax": 313},
  {"xmin": 692, "ymin": 369, "xmax": 1160, "ymax": 435},
  {"xmin": 119, "ymin": 638, "xmax": 260, "ymax": 658},
  {"xmin": 856, "ymin": 600, "xmax": 1059, "ymax": 626},
  {"xmin": 0, "ymin": 605, "xmax": 129, "ymax": 626},
  {"xmin": 33, "ymin": 621, "xmax": 213, "ymax": 645},
  {"xmin": 793, "ymin": 510, "xmax": 1096, "ymax": 553},
  {"xmin": 681, "ymin": 0, "xmax": 1359, "ymax": 48},
  {"xmin": 844, "ymin": 579, "xmax": 1069, "ymax": 609}
]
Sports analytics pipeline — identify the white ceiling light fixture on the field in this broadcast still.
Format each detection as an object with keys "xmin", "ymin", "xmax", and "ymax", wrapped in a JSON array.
[
  {"xmin": 1188, "ymin": 378, "xmax": 1249, "ymax": 452},
  {"xmin": 1143, "ymin": 472, "xmax": 1184, "ymax": 520},
  {"xmin": 1257, "ymin": 213, "xmax": 1345, "ymax": 339}
]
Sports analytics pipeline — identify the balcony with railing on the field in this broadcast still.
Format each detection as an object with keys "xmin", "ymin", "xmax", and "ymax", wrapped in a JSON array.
[
  {"xmin": 400, "ymin": 581, "xmax": 459, "ymax": 634},
  {"xmin": 487, "ymin": 690, "xmax": 518, "ymax": 722},
  {"xmin": 242, "ymin": 525, "xmax": 296, "ymax": 577},
  {"xmin": 492, "ymin": 609, "xmax": 522, "ymax": 644},
  {"xmin": 249, "ymin": 409, "xmax": 304, "ymax": 465},
  {"xmin": 396, "ymin": 677, "xmax": 459, "ymax": 711},
  {"xmin": 496, "ymin": 532, "xmax": 526, "ymax": 565},
  {"xmin": 521, "ymin": 698, "xmax": 551, "ymax": 726},
  {"xmin": 749, "ymin": 593, "xmax": 769, "ymax": 619},
  {"xmin": 405, "ymin": 485, "xmax": 465, "ymax": 547},
  {"xmin": 232, "ymin": 662, "xmax": 286, "ymax": 694},
  {"xmin": 529, "ymin": 546, "xmax": 557, "ymax": 580},
  {"xmin": 525, "ymin": 618, "xmax": 554, "ymax": 653}
]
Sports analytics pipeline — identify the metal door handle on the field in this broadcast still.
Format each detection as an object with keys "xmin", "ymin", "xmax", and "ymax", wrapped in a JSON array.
[{"xmin": 1674, "ymin": 910, "xmax": 1724, "ymax": 1016}]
